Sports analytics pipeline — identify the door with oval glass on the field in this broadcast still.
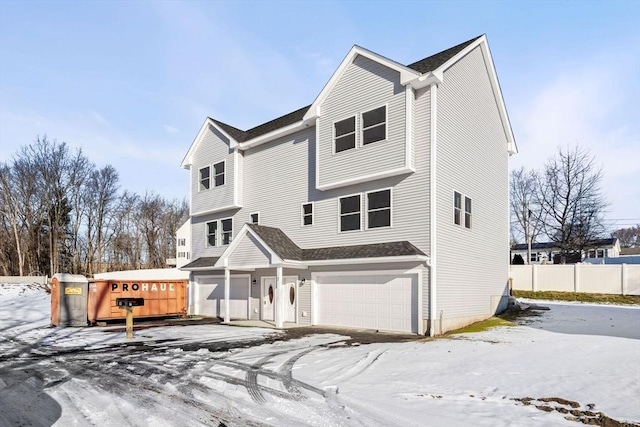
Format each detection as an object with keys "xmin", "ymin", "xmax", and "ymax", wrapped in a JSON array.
[
  {"xmin": 261, "ymin": 277, "xmax": 275, "ymax": 321},
  {"xmin": 285, "ymin": 278, "xmax": 296, "ymax": 323}
]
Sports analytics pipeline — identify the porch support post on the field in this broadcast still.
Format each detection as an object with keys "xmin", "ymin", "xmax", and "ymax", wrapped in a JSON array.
[
  {"xmin": 275, "ymin": 266, "xmax": 283, "ymax": 328},
  {"xmin": 224, "ymin": 268, "xmax": 231, "ymax": 323}
]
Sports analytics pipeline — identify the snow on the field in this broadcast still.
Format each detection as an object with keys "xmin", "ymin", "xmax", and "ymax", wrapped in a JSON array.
[{"xmin": 1, "ymin": 283, "xmax": 639, "ymax": 427}]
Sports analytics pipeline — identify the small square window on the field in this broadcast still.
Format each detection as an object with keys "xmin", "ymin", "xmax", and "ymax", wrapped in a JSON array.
[
  {"xmin": 199, "ymin": 166, "xmax": 210, "ymax": 191},
  {"xmin": 250, "ymin": 212, "xmax": 259, "ymax": 224},
  {"xmin": 334, "ymin": 116, "xmax": 356, "ymax": 153},
  {"xmin": 340, "ymin": 195, "xmax": 361, "ymax": 232},
  {"xmin": 302, "ymin": 203, "xmax": 313, "ymax": 226},
  {"xmin": 214, "ymin": 161, "xmax": 225, "ymax": 187}
]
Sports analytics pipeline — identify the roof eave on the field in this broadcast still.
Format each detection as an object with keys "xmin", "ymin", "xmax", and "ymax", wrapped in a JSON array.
[
  {"xmin": 181, "ymin": 118, "xmax": 240, "ymax": 169},
  {"xmin": 237, "ymin": 119, "xmax": 311, "ymax": 151}
]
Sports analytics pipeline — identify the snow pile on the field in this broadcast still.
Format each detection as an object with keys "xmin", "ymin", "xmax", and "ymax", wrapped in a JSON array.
[{"xmin": 1, "ymin": 283, "xmax": 639, "ymax": 427}]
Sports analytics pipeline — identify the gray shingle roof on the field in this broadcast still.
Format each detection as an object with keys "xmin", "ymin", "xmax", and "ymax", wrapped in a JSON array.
[
  {"xmin": 180, "ymin": 256, "xmax": 220, "ymax": 269},
  {"xmin": 209, "ymin": 36, "xmax": 482, "ymax": 144},
  {"xmin": 248, "ymin": 224, "xmax": 425, "ymax": 261}
]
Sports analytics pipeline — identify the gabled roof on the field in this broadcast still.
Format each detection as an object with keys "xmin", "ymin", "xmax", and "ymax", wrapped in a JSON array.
[
  {"xmin": 406, "ymin": 35, "xmax": 483, "ymax": 73},
  {"xmin": 182, "ymin": 34, "xmax": 517, "ymax": 166}
]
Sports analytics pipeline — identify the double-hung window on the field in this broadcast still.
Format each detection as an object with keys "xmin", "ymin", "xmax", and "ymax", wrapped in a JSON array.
[
  {"xmin": 221, "ymin": 218, "xmax": 233, "ymax": 245},
  {"xmin": 361, "ymin": 106, "xmax": 386, "ymax": 145},
  {"xmin": 199, "ymin": 166, "xmax": 210, "ymax": 190},
  {"xmin": 339, "ymin": 195, "xmax": 361, "ymax": 232},
  {"xmin": 302, "ymin": 203, "xmax": 313, "ymax": 226},
  {"xmin": 334, "ymin": 116, "xmax": 356, "ymax": 153},
  {"xmin": 213, "ymin": 161, "xmax": 225, "ymax": 187},
  {"xmin": 366, "ymin": 189, "xmax": 391, "ymax": 228},
  {"xmin": 454, "ymin": 191, "xmax": 472, "ymax": 229},
  {"xmin": 206, "ymin": 221, "xmax": 217, "ymax": 246},
  {"xmin": 205, "ymin": 218, "xmax": 233, "ymax": 246}
]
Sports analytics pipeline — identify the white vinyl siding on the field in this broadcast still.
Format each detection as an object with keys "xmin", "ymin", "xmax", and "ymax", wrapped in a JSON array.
[
  {"xmin": 229, "ymin": 235, "xmax": 271, "ymax": 267},
  {"xmin": 190, "ymin": 125, "xmax": 241, "ymax": 215},
  {"xmin": 318, "ymin": 55, "xmax": 408, "ymax": 188},
  {"xmin": 435, "ymin": 45, "xmax": 510, "ymax": 327}
]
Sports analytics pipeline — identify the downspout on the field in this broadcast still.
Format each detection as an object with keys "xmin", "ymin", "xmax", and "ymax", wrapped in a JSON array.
[{"xmin": 429, "ymin": 82, "xmax": 438, "ymax": 337}]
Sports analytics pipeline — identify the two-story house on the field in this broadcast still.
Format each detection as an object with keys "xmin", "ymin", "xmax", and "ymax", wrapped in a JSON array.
[{"xmin": 180, "ymin": 34, "xmax": 517, "ymax": 335}]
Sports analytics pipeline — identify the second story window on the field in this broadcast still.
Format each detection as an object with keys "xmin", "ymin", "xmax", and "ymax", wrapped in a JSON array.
[
  {"xmin": 302, "ymin": 203, "xmax": 313, "ymax": 226},
  {"xmin": 177, "ymin": 238, "xmax": 186, "ymax": 247},
  {"xmin": 362, "ymin": 106, "xmax": 386, "ymax": 145},
  {"xmin": 206, "ymin": 221, "xmax": 217, "ymax": 247},
  {"xmin": 250, "ymin": 212, "xmax": 260, "ymax": 224},
  {"xmin": 334, "ymin": 116, "xmax": 356, "ymax": 153},
  {"xmin": 199, "ymin": 166, "xmax": 210, "ymax": 190},
  {"xmin": 340, "ymin": 195, "xmax": 361, "ymax": 232},
  {"xmin": 221, "ymin": 218, "xmax": 233, "ymax": 245},
  {"xmin": 454, "ymin": 191, "xmax": 472, "ymax": 229},
  {"xmin": 214, "ymin": 161, "xmax": 225, "ymax": 186},
  {"xmin": 366, "ymin": 189, "xmax": 391, "ymax": 228}
]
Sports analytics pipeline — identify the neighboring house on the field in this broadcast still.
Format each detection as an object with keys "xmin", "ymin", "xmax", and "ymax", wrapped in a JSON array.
[
  {"xmin": 175, "ymin": 219, "xmax": 192, "ymax": 268},
  {"xmin": 180, "ymin": 35, "xmax": 517, "ymax": 335},
  {"xmin": 511, "ymin": 238, "xmax": 620, "ymax": 264}
]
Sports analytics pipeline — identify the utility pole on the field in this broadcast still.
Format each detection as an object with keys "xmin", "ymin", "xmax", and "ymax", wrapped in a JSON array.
[{"xmin": 526, "ymin": 202, "xmax": 532, "ymax": 265}]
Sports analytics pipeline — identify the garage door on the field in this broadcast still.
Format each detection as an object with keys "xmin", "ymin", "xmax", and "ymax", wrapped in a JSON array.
[
  {"xmin": 315, "ymin": 273, "xmax": 417, "ymax": 333},
  {"xmin": 194, "ymin": 276, "xmax": 250, "ymax": 319}
]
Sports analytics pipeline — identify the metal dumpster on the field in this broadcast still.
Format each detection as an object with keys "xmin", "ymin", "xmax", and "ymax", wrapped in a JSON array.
[
  {"xmin": 51, "ymin": 273, "xmax": 89, "ymax": 326},
  {"xmin": 88, "ymin": 280, "xmax": 187, "ymax": 323}
]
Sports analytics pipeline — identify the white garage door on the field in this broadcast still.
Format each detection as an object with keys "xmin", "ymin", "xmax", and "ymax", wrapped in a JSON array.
[
  {"xmin": 194, "ymin": 276, "xmax": 250, "ymax": 319},
  {"xmin": 316, "ymin": 273, "xmax": 418, "ymax": 333}
]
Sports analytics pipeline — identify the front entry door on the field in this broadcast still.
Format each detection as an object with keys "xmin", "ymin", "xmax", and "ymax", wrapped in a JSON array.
[
  {"xmin": 285, "ymin": 278, "xmax": 296, "ymax": 322},
  {"xmin": 261, "ymin": 277, "xmax": 275, "ymax": 321}
]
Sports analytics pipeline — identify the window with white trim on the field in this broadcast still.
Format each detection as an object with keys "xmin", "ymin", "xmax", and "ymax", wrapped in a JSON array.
[
  {"xmin": 250, "ymin": 212, "xmax": 259, "ymax": 224},
  {"xmin": 361, "ymin": 106, "xmax": 386, "ymax": 145},
  {"xmin": 177, "ymin": 238, "xmax": 186, "ymax": 246},
  {"xmin": 213, "ymin": 161, "xmax": 225, "ymax": 187},
  {"xmin": 366, "ymin": 189, "xmax": 391, "ymax": 228},
  {"xmin": 206, "ymin": 221, "xmax": 217, "ymax": 247},
  {"xmin": 199, "ymin": 166, "xmax": 210, "ymax": 190},
  {"xmin": 221, "ymin": 218, "xmax": 233, "ymax": 245},
  {"xmin": 302, "ymin": 203, "xmax": 313, "ymax": 226},
  {"xmin": 454, "ymin": 191, "xmax": 472, "ymax": 229},
  {"xmin": 339, "ymin": 195, "xmax": 361, "ymax": 232},
  {"xmin": 334, "ymin": 116, "xmax": 356, "ymax": 153}
]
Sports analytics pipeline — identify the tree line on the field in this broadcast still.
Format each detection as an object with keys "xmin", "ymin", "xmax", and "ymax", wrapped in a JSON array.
[
  {"xmin": 510, "ymin": 145, "xmax": 637, "ymax": 263},
  {"xmin": 0, "ymin": 136, "xmax": 188, "ymax": 277}
]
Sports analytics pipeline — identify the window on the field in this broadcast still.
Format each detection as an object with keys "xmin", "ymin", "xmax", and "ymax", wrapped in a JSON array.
[
  {"xmin": 250, "ymin": 212, "xmax": 259, "ymax": 224},
  {"xmin": 454, "ymin": 191, "xmax": 472, "ymax": 229},
  {"xmin": 177, "ymin": 238, "xmax": 186, "ymax": 247},
  {"xmin": 334, "ymin": 116, "xmax": 356, "ymax": 153},
  {"xmin": 206, "ymin": 221, "xmax": 217, "ymax": 247},
  {"xmin": 213, "ymin": 161, "xmax": 225, "ymax": 187},
  {"xmin": 178, "ymin": 251, "xmax": 186, "ymax": 258},
  {"xmin": 530, "ymin": 253, "xmax": 538, "ymax": 262},
  {"xmin": 221, "ymin": 218, "xmax": 233, "ymax": 245},
  {"xmin": 454, "ymin": 192, "xmax": 462, "ymax": 225},
  {"xmin": 367, "ymin": 189, "xmax": 391, "ymax": 228},
  {"xmin": 340, "ymin": 195, "xmax": 361, "ymax": 232},
  {"xmin": 199, "ymin": 166, "xmax": 210, "ymax": 190},
  {"xmin": 362, "ymin": 106, "xmax": 386, "ymax": 145},
  {"xmin": 302, "ymin": 203, "xmax": 313, "ymax": 226},
  {"xmin": 464, "ymin": 196, "xmax": 472, "ymax": 228}
]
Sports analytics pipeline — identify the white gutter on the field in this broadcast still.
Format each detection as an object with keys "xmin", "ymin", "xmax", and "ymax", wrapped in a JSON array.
[{"xmin": 429, "ymin": 82, "xmax": 438, "ymax": 337}]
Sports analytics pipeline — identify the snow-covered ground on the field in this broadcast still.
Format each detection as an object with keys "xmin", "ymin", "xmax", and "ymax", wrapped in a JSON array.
[{"xmin": 1, "ymin": 283, "xmax": 639, "ymax": 427}]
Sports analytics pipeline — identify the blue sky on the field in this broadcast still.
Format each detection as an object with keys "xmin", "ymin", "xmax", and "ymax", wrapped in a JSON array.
[{"xmin": 1, "ymin": 0, "xmax": 639, "ymax": 232}]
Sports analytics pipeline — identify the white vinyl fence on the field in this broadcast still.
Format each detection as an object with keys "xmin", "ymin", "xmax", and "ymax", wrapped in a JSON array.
[{"xmin": 510, "ymin": 264, "xmax": 640, "ymax": 295}]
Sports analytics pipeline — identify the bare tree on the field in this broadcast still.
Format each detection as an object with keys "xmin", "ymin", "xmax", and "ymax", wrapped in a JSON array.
[
  {"xmin": 612, "ymin": 225, "xmax": 640, "ymax": 248},
  {"xmin": 536, "ymin": 146, "xmax": 607, "ymax": 262},
  {"xmin": 510, "ymin": 167, "xmax": 545, "ymax": 263}
]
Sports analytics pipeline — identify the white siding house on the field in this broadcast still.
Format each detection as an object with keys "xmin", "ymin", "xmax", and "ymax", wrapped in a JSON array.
[{"xmin": 180, "ymin": 35, "xmax": 517, "ymax": 335}]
